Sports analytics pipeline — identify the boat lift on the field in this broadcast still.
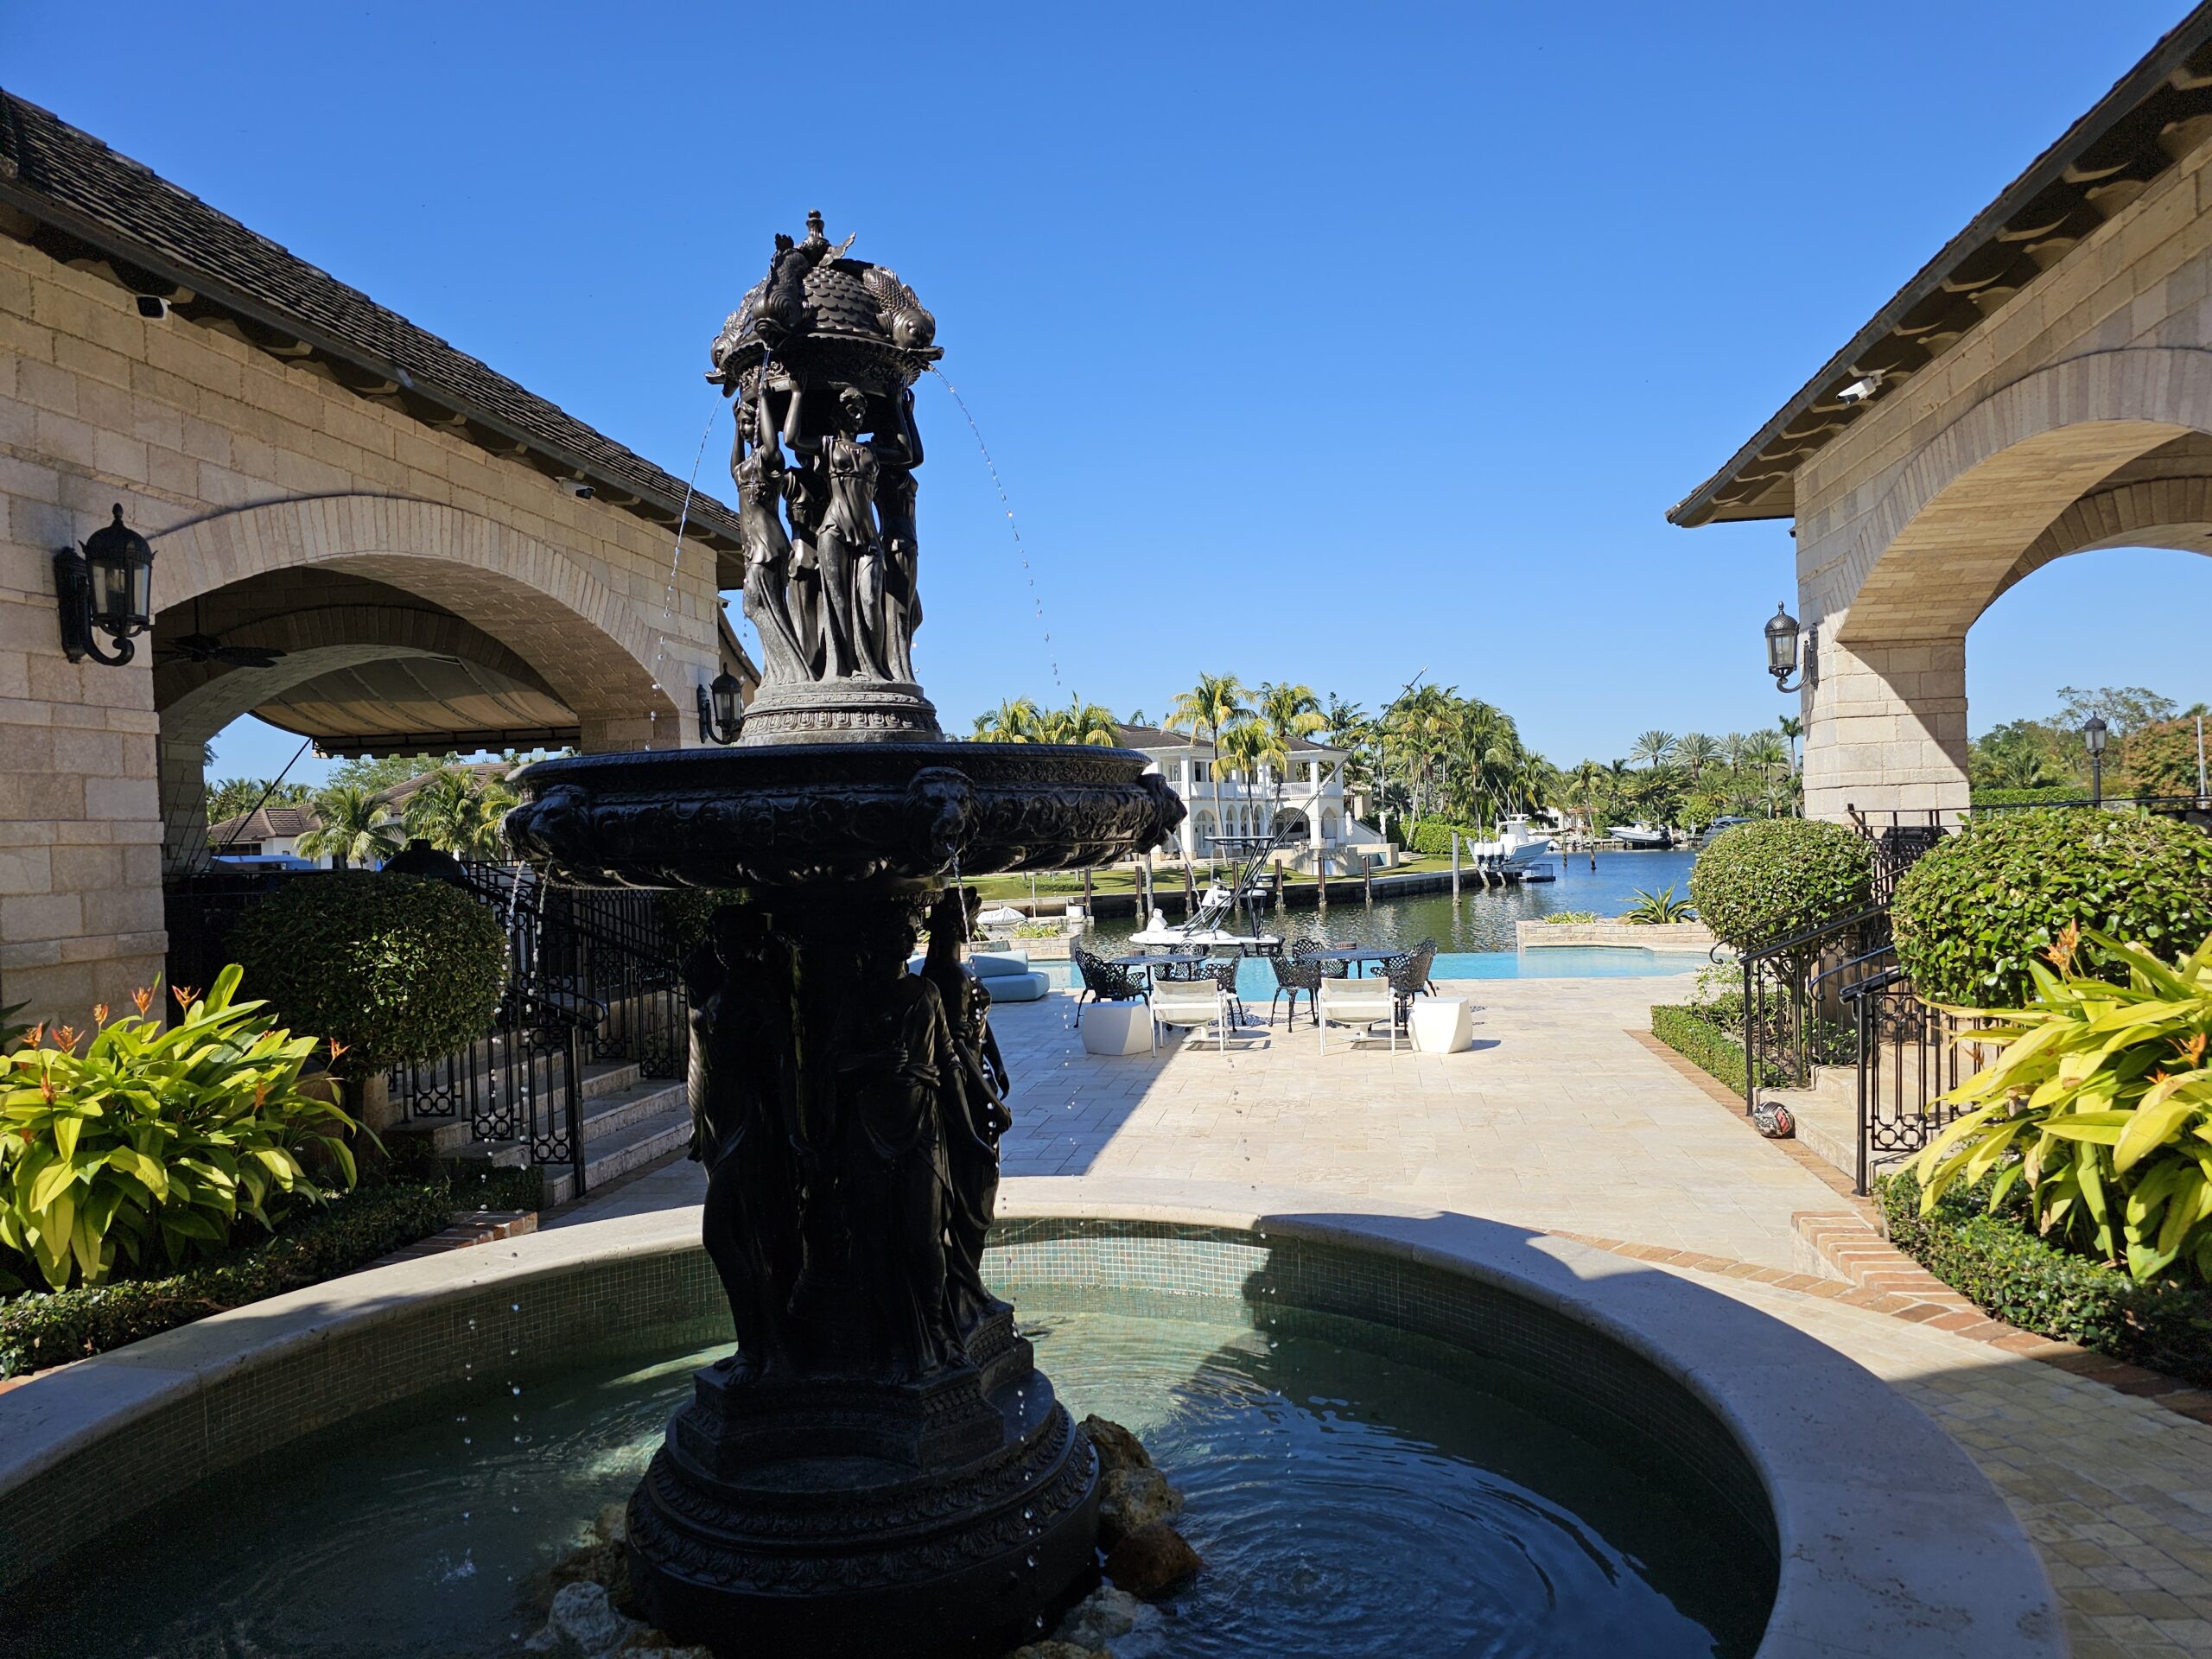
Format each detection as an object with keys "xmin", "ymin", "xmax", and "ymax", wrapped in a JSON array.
[{"xmin": 1130, "ymin": 813, "xmax": 1299, "ymax": 950}]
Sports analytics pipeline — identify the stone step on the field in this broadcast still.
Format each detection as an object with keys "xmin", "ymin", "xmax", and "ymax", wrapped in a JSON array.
[
  {"xmin": 386, "ymin": 1058, "xmax": 655, "ymax": 1154},
  {"xmin": 543, "ymin": 1096, "xmax": 694, "ymax": 1206}
]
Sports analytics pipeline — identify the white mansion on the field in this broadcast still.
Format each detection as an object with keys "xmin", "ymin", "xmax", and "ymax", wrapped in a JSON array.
[{"xmin": 1113, "ymin": 725, "xmax": 1387, "ymax": 868}]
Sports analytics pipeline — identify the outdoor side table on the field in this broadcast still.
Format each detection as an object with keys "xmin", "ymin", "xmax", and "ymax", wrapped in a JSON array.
[
  {"xmin": 1408, "ymin": 996, "xmax": 1473, "ymax": 1054},
  {"xmin": 1081, "ymin": 1001, "xmax": 1154, "ymax": 1056}
]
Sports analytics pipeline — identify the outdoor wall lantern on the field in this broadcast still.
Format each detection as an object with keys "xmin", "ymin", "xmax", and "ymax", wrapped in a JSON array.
[
  {"xmin": 1764, "ymin": 601, "xmax": 1802, "ymax": 692},
  {"xmin": 55, "ymin": 504, "xmax": 156, "ymax": 666},
  {"xmin": 2083, "ymin": 714, "xmax": 2108, "ymax": 806},
  {"xmin": 696, "ymin": 671, "xmax": 745, "ymax": 745}
]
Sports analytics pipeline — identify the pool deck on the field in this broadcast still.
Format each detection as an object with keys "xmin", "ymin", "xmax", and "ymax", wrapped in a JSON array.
[{"xmin": 567, "ymin": 977, "xmax": 2212, "ymax": 1658}]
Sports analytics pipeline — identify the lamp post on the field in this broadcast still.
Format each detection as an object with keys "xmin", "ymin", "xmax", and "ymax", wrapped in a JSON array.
[
  {"xmin": 1764, "ymin": 602, "xmax": 1802, "ymax": 693},
  {"xmin": 696, "ymin": 670, "xmax": 745, "ymax": 745},
  {"xmin": 2083, "ymin": 714, "xmax": 2108, "ymax": 807},
  {"xmin": 54, "ymin": 505, "xmax": 156, "ymax": 665}
]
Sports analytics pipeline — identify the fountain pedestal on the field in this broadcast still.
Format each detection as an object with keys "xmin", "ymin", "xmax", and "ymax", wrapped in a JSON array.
[{"xmin": 506, "ymin": 744, "xmax": 1181, "ymax": 1657}]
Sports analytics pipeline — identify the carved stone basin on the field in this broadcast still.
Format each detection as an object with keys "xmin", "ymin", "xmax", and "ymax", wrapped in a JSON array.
[{"xmin": 506, "ymin": 741, "xmax": 1183, "ymax": 892}]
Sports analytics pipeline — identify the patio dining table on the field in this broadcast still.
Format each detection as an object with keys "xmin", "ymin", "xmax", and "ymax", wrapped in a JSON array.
[
  {"xmin": 1106, "ymin": 950, "xmax": 1211, "ymax": 977},
  {"xmin": 1303, "ymin": 946, "xmax": 1399, "ymax": 978}
]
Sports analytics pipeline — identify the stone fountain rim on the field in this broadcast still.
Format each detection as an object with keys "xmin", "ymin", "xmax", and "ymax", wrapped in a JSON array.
[
  {"xmin": 512, "ymin": 740, "xmax": 1161, "ymax": 788},
  {"xmin": 0, "ymin": 1177, "xmax": 2061, "ymax": 1658}
]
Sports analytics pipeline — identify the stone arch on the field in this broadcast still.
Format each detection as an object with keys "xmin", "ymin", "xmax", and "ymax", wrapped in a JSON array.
[
  {"xmin": 152, "ymin": 494, "xmax": 689, "ymax": 741},
  {"xmin": 1192, "ymin": 810, "xmax": 1217, "ymax": 854},
  {"xmin": 1994, "ymin": 467, "xmax": 2212, "ymax": 602},
  {"xmin": 154, "ymin": 588, "xmax": 559, "ymax": 752},
  {"xmin": 1836, "ymin": 347, "xmax": 2212, "ymax": 644},
  {"xmin": 1320, "ymin": 808, "xmax": 1341, "ymax": 842}
]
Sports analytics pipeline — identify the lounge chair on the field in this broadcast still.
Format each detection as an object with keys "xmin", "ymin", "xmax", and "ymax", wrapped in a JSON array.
[
  {"xmin": 1151, "ymin": 976, "xmax": 1232, "ymax": 1054},
  {"xmin": 1318, "ymin": 976, "xmax": 1397, "ymax": 1053}
]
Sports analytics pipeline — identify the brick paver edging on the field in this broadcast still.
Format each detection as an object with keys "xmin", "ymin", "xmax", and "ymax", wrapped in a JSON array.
[
  {"xmin": 369, "ymin": 1209, "xmax": 537, "ymax": 1265},
  {"xmin": 1622, "ymin": 1026, "xmax": 2212, "ymax": 1427}
]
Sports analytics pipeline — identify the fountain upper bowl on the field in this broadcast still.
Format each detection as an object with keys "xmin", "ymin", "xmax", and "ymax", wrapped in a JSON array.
[{"xmin": 505, "ymin": 741, "xmax": 1185, "ymax": 891}]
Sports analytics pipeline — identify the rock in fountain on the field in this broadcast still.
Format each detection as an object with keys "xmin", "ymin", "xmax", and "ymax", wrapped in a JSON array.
[{"xmin": 505, "ymin": 213, "xmax": 1184, "ymax": 1659}]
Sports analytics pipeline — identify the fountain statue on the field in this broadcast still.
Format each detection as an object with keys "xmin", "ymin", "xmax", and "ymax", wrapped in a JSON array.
[{"xmin": 505, "ymin": 213, "xmax": 1184, "ymax": 1657}]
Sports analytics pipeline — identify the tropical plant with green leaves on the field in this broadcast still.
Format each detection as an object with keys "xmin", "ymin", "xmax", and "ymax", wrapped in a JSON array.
[
  {"xmin": 0, "ymin": 969, "xmax": 362, "ymax": 1293},
  {"xmin": 297, "ymin": 784, "xmax": 404, "ymax": 869},
  {"xmin": 1033, "ymin": 697, "xmax": 1122, "ymax": 747},
  {"xmin": 1623, "ymin": 886, "xmax": 1698, "ymax": 925},
  {"xmin": 1914, "ymin": 925, "xmax": 2212, "ymax": 1282},
  {"xmin": 970, "ymin": 697, "xmax": 1043, "ymax": 743}
]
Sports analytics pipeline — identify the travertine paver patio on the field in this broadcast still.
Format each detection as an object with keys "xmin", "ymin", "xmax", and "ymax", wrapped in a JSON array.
[{"xmin": 994, "ymin": 972, "xmax": 1835, "ymax": 1269}]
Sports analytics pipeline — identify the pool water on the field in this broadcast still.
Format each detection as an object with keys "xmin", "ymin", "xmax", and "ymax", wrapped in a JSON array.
[{"xmin": 0, "ymin": 1289, "xmax": 1769, "ymax": 1658}]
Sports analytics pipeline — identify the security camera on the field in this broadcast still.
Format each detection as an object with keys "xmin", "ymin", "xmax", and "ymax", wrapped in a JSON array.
[
  {"xmin": 1838, "ymin": 374, "xmax": 1881, "ymax": 405},
  {"xmin": 135, "ymin": 295, "xmax": 170, "ymax": 321},
  {"xmin": 569, "ymin": 480, "xmax": 595, "ymax": 499}
]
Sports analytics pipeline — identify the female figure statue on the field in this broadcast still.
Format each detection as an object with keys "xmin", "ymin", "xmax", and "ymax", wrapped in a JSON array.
[
  {"xmin": 920, "ymin": 890, "xmax": 1014, "ymax": 1335},
  {"xmin": 872, "ymin": 386, "xmax": 925, "ymax": 683},
  {"xmin": 729, "ymin": 397, "xmax": 807, "ymax": 684},
  {"xmin": 785, "ymin": 384, "xmax": 880, "ymax": 680}
]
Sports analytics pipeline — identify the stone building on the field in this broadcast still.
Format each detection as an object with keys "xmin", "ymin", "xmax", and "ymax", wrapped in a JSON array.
[
  {"xmin": 0, "ymin": 92, "xmax": 754, "ymax": 1017},
  {"xmin": 1672, "ymin": 8, "xmax": 2212, "ymax": 823},
  {"xmin": 1111, "ymin": 723, "xmax": 1384, "ymax": 865}
]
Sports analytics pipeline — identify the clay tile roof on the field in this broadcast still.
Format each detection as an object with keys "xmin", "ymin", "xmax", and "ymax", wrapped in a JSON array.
[
  {"xmin": 0, "ymin": 89, "xmax": 741, "ymax": 553},
  {"xmin": 209, "ymin": 804, "xmax": 320, "ymax": 845}
]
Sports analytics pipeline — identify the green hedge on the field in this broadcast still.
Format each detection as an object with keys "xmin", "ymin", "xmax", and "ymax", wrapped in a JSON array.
[
  {"xmin": 229, "ymin": 874, "xmax": 508, "ymax": 1072},
  {"xmin": 0, "ymin": 1180, "xmax": 455, "ymax": 1378},
  {"xmin": 1891, "ymin": 808, "xmax": 2212, "ymax": 1007},
  {"xmin": 1968, "ymin": 785, "xmax": 2086, "ymax": 807},
  {"xmin": 1689, "ymin": 819, "xmax": 1872, "ymax": 953},
  {"xmin": 1405, "ymin": 817, "xmax": 1481, "ymax": 857},
  {"xmin": 1875, "ymin": 1168, "xmax": 2212, "ymax": 1382},
  {"xmin": 1650, "ymin": 1004, "xmax": 1789, "ymax": 1095}
]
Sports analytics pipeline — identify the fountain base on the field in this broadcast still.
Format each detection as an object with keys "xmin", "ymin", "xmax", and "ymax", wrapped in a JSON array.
[
  {"xmin": 736, "ymin": 677, "xmax": 943, "ymax": 745},
  {"xmin": 627, "ymin": 1316, "xmax": 1100, "ymax": 1657}
]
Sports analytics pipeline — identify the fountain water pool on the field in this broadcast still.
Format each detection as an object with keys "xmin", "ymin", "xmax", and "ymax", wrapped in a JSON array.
[{"xmin": 0, "ymin": 1284, "xmax": 1767, "ymax": 1659}]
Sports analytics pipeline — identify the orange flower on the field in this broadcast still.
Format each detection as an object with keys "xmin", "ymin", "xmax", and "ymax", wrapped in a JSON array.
[
  {"xmin": 51, "ymin": 1026, "xmax": 79, "ymax": 1053},
  {"xmin": 24, "ymin": 1022, "xmax": 42, "ymax": 1048},
  {"xmin": 92, "ymin": 1002, "xmax": 109, "ymax": 1027},
  {"xmin": 132, "ymin": 986, "xmax": 154, "ymax": 1016},
  {"xmin": 2178, "ymin": 1031, "xmax": 2209, "ymax": 1069},
  {"xmin": 173, "ymin": 984, "xmax": 200, "ymax": 1011},
  {"xmin": 327, "ymin": 1039, "xmax": 351, "ymax": 1064},
  {"xmin": 2044, "ymin": 921, "xmax": 2082, "ymax": 974}
]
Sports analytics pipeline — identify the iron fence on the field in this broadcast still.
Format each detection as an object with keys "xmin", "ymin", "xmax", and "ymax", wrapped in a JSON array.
[
  {"xmin": 1839, "ymin": 969, "xmax": 1986, "ymax": 1196},
  {"xmin": 1738, "ymin": 906, "xmax": 1889, "ymax": 1113}
]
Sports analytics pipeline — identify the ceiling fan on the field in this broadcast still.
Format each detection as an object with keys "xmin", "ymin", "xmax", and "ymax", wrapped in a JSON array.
[{"xmin": 159, "ymin": 598, "xmax": 289, "ymax": 670}]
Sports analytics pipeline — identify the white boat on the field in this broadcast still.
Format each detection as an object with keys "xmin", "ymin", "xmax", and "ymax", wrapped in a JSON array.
[
  {"xmin": 1608, "ymin": 822, "xmax": 1674, "ymax": 849},
  {"xmin": 1461, "ymin": 814, "xmax": 1559, "ymax": 876},
  {"xmin": 1128, "ymin": 890, "xmax": 1281, "ymax": 950}
]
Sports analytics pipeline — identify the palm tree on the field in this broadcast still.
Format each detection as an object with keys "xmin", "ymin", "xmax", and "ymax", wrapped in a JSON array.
[
  {"xmin": 1630, "ymin": 729, "xmax": 1679, "ymax": 772},
  {"xmin": 299, "ymin": 784, "xmax": 403, "ymax": 869},
  {"xmin": 1222, "ymin": 717, "xmax": 1291, "ymax": 840},
  {"xmin": 1777, "ymin": 715, "xmax": 1803, "ymax": 774},
  {"xmin": 1676, "ymin": 732, "xmax": 1720, "ymax": 783},
  {"xmin": 406, "ymin": 768, "xmax": 517, "ymax": 858},
  {"xmin": 1255, "ymin": 682, "xmax": 1325, "ymax": 829},
  {"xmin": 970, "ymin": 697, "xmax": 1042, "ymax": 743},
  {"xmin": 1040, "ymin": 696, "xmax": 1120, "ymax": 747},
  {"xmin": 1567, "ymin": 760, "xmax": 1609, "ymax": 832},
  {"xmin": 1165, "ymin": 673, "xmax": 1249, "ymax": 866}
]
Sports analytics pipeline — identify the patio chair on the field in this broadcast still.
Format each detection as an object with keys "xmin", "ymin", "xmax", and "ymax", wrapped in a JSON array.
[
  {"xmin": 1290, "ymin": 935, "xmax": 1351, "ymax": 980},
  {"xmin": 1208, "ymin": 960, "xmax": 1249, "ymax": 1028},
  {"xmin": 1151, "ymin": 976, "xmax": 1232, "ymax": 1054},
  {"xmin": 1267, "ymin": 950, "xmax": 1324, "ymax": 1027},
  {"xmin": 1317, "ymin": 975, "xmax": 1397, "ymax": 1053},
  {"xmin": 1070, "ymin": 942, "xmax": 1147, "ymax": 1029},
  {"xmin": 1386, "ymin": 939, "xmax": 1440, "ymax": 1032}
]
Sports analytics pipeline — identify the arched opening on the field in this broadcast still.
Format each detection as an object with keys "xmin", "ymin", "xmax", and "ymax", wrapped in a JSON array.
[
  {"xmin": 150, "ymin": 497, "xmax": 693, "ymax": 874},
  {"xmin": 1192, "ymin": 810, "xmax": 1217, "ymax": 856},
  {"xmin": 1803, "ymin": 352, "xmax": 2212, "ymax": 819}
]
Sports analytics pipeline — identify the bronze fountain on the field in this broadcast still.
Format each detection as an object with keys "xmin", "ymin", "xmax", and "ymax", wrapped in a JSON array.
[{"xmin": 505, "ymin": 213, "xmax": 1183, "ymax": 1656}]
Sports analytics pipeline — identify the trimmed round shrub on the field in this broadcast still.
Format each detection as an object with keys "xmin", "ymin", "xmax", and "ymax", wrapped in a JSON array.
[
  {"xmin": 228, "ymin": 874, "xmax": 507, "ymax": 1071},
  {"xmin": 1891, "ymin": 808, "xmax": 2212, "ymax": 1007},
  {"xmin": 1688, "ymin": 818, "xmax": 1873, "ymax": 951}
]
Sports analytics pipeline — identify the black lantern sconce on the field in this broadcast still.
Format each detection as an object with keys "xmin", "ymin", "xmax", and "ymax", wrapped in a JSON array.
[
  {"xmin": 2083, "ymin": 714, "xmax": 2108, "ymax": 806},
  {"xmin": 696, "ymin": 671, "xmax": 745, "ymax": 745},
  {"xmin": 55, "ymin": 505, "xmax": 156, "ymax": 665},
  {"xmin": 1764, "ymin": 601, "xmax": 1803, "ymax": 693}
]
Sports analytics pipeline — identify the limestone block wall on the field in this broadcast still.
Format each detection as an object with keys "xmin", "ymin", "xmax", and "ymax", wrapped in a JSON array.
[
  {"xmin": 0, "ymin": 234, "xmax": 724, "ymax": 1016},
  {"xmin": 1789, "ymin": 131, "xmax": 2212, "ymax": 822}
]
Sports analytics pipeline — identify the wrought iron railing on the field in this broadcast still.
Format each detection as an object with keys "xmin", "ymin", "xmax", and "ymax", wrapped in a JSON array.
[
  {"xmin": 1837, "ymin": 968, "xmax": 1986, "ymax": 1196},
  {"xmin": 165, "ymin": 861, "xmax": 689, "ymax": 1198},
  {"xmin": 1738, "ymin": 906, "xmax": 1888, "ymax": 1113}
]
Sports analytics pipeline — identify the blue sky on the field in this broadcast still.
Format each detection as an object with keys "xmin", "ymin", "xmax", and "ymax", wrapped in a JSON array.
[{"xmin": 11, "ymin": 0, "xmax": 2209, "ymax": 784}]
